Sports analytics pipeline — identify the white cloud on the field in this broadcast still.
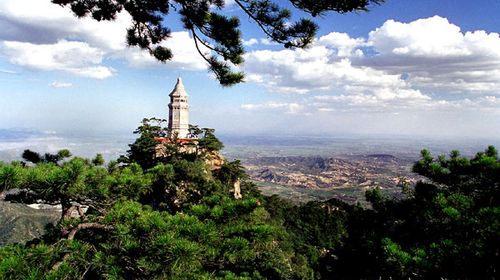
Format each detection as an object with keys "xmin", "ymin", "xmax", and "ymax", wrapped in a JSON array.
[
  {"xmin": 2, "ymin": 40, "xmax": 113, "ymax": 79},
  {"xmin": 1, "ymin": 1, "xmax": 499, "ymax": 119},
  {"xmin": 241, "ymin": 102, "xmax": 304, "ymax": 114},
  {"xmin": 125, "ymin": 32, "xmax": 208, "ymax": 70},
  {"xmin": 0, "ymin": 0, "xmax": 208, "ymax": 78},
  {"xmin": 0, "ymin": 69, "xmax": 17, "ymax": 74},
  {"xmin": 244, "ymin": 46, "xmax": 429, "ymax": 100},
  {"xmin": 260, "ymin": 38, "xmax": 280, "ymax": 46},
  {"xmin": 317, "ymin": 32, "xmax": 365, "ymax": 57},
  {"xmin": 243, "ymin": 38, "xmax": 259, "ymax": 46},
  {"xmin": 312, "ymin": 93, "xmax": 500, "ymax": 114},
  {"xmin": 0, "ymin": 0, "xmax": 129, "ymax": 50},
  {"xmin": 50, "ymin": 81, "xmax": 72, "ymax": 88},
  {"xmin": 242, "ymin": 93, "xmax": 500, "ymax": 118},
  {"xmin": 365, "ymin": 16, "xmax": 500, "ymax": 93},
  {"xmin": 243, "ymin": 16, "xmax": 500, "ymax": 114},
  {"xmin": 368, "ymin": 16, "xmax": 470, "ymax": 57},
  {"xmin": 241, "ymin": 37, "xmax": 286, "ymax": 47}
]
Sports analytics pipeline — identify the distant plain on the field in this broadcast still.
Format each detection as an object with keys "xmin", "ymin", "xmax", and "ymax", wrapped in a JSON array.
[{"xmin": 2, "ymin": 128, "xmax": 498, "ymax": 203}]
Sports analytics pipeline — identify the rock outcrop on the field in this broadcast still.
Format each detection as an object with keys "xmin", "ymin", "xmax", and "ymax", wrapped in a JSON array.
[{"xmin": 204, "ymin": 150, "xmax": 225, "ymax": 170}]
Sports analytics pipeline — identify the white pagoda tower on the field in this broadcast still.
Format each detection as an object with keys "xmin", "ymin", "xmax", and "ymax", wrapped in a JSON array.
[{"xmin": 168, "ymin": 77, "xmax": 190, "ymax": 139}]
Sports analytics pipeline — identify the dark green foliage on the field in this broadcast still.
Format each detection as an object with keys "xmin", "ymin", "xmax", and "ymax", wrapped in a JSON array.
[
  {"xmin": 22, "ymin": 149, "xmax": 72, "ymax": 164},
  {"xmin": 190, "ymin": 126, "xmax": 225, "ymax": 152},
  {"xmin": 21, "ymin": 149, "xmax": 42, "ymax": 164},
  {"xmin": 321, "ymin": 146, "xmax": 500, "ymax": 279},
  {"xmin": 122, "ymin": 120, "xmax": 225, "ymax": 171},
  {"xmin": 0, "ymin": 163, "xmax": 23, "ymax": 191},
  {"xmin": 199, "ymin": 133, "xmax": 224, "ymax": 152},
  {"xmin": 290, "ymin": 0, "xmax": 384, "ymax": 16},
  {"xmin": 52, "ymin": 0, "xmax": 383, "ymax": 85},
  {"xmin": 1, "ymin": 131, "xmax": 498, "ymax": 279},
  {"xmin": 0, "ymin": 240, "xmax": 93, "ymax": 280},
  {"xmin": 120, "ymin": 117, "xmax": 168, "ymax": 170},
  {"xmin": 264, "ymin": 195, "xmax": 350, "ymax": 276},
  {"xmin": 233, "ymin": 0, "xmax": 317, "ymax": 48},
  {"xmin": 0, "ymin": 149, "xmax": 309, "ymax": 278},
  {"xmin": 215, "ymin": 160, "xmax": 247, "ymax": 184},
  {"xmin": 256, "ymin": 147, "xmax": 500, "ymax": 279},
  {"xmin": 1, "ymin": 120, "xmax": 309, "ymax": 278},
  {"xmin": 413, "ymin": 146, "xmax": 500, "ymax": 206},
  {"xmin": 91, "ymin": 154, "xmax": 105, "ymax": 166}
]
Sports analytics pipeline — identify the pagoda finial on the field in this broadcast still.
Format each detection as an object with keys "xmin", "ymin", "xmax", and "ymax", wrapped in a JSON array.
[{"xmin": 170, "ymin": 76, "xmax": 187, "ymax": 97}]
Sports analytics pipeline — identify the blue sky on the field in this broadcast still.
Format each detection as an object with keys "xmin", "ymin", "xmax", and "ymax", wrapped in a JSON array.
[{"xmin": 1, "ymin": 0, "xmax": 500, "ymax": 138}]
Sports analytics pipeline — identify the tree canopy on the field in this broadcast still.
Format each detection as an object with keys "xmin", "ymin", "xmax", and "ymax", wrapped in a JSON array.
[
  {"xmin": 51, "ymin": 0, "xmax": 384, "ymax": 86},
  {"xmin": 0, "ymin": 121, "xmax": 313, "ymax": 278},
  {"xmin": 0, "ymin": 119, "xmax": 498, "ymax": 278}
]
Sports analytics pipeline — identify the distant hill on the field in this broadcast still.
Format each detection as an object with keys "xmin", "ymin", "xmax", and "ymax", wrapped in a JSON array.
[
  {"xmin": 241, "ymin": 154, "xmax": 420, "ymax": 203},
  {"xmin": 0, "ymin": 128, "xmax": 42, "ymax": 140}
]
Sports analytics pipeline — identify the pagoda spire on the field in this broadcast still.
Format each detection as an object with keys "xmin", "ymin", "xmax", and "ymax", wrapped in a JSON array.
[{"xmin": 170, "ymin": 77, "xmax": 187, "ymax": 97}]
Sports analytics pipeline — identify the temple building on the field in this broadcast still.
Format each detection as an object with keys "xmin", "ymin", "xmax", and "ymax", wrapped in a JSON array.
[{"xmin": 168, "ymin": 77, "xmax": 190, "ymax": 139}]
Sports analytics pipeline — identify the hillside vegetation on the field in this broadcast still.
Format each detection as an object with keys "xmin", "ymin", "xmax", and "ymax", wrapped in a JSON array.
[{"xmin": 0, "ymin": 119, "xmax": 498, "ymax": 279}]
